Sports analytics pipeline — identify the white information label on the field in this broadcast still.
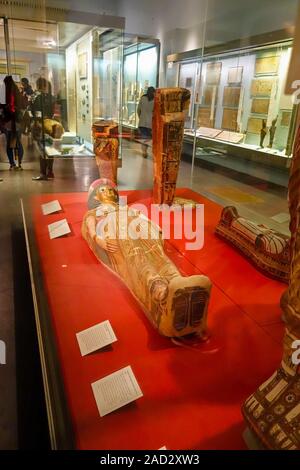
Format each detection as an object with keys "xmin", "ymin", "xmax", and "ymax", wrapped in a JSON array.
[
  {"xmin": 92, "ymin": 366, "xmax": 143, "ymax": 417},
  {"xmin": 48, "ymin": 219, "xmax": 71, "ymax": 239},
  {"xmin": 42, "ymin": 200, "xmax": 62, "ymax": 215},
  {"xmin": 76, "ymin": 320, "xmax": 117, "ymax": 356}
]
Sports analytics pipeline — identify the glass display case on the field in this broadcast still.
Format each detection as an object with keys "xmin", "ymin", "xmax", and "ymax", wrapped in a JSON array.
[
  {"xmin": 122, "ymin": 38, "xmax": 160, "ymax": 128},
  {"xmin": 0, "ymin": 18, "xmax": 124, "ymax": 160},
  {"xmin": 65, "ymin": 26, "xmax": 123, "ymax": 149},
  {"xmin": 178, "ymin": 61, "xmax": 197, "ymax": 129},
  {"xmin": 92, "ymin": 28, "xmax": 123, "ymax": 124},
  {"xmin": 168, "ymin": 37, "xmax": 298, "ymax": 176}
]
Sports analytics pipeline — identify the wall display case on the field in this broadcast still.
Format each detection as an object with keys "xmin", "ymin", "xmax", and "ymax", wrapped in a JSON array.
[
  {"xmin": 178, "ymin": 61, "xmax": 197, "ymax": 128},
  {"xmin": 0, "ymin": 20, "xmax": 124, "ymax": 160},
  {"xmin": 65, "ymin": 27, "xmax": 123, "ymax": 148},
  {"xmin": 122, "ymin": 38, "xmax": 159, "ymax": 128},
  {"xmin": 92, "ymin": 29, "xmax": 123, "ymax": 124},
  {"xmin": 169, "ymin": 38, "xmax": 297, "ymax": 175}
]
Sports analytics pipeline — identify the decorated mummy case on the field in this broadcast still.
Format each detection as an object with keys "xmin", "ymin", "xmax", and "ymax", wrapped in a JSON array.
[
  {"xmin": 152, "ymin": 88, "xmax": 190, "ymax": 205},
  {"xmin": 92, "ymin": 120, "xmax": 119, "ymax": 184},
  {"xmin": 215, "ymin": 206, "xmax": 290, "ymax": 283},
  {"xmin": 242, "ymin": 124, "xmax": 300, "ymax": 449}
]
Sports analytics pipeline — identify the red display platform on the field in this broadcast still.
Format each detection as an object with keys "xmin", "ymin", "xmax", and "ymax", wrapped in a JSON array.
[{"xmin": 30, "ymin": 188, "xmax": 286, "ymax": 450}]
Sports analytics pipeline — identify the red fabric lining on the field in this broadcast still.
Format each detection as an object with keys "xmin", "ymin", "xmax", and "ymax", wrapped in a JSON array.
[{"xmin": 31, "ymin": 189, "xmax": 284, "ymax": 449}]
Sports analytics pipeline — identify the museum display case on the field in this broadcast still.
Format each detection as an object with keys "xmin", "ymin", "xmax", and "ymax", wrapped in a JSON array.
[
  {"xmin": 3, "ymin": 0, "xmax": 300, "ymax": 453},
  {"xmin": 167, "ymin": 35, "xmax": 298, "ymax": 178},
  {"xmin": 0, "ymin": 17, "xmax": 124, "ymax": 162},
  {"xmin": 92, "ymin": 29, "xmax": 123, "ymax": 125},
  {"xmin": 20, "ymin": 178, "xmax": 287, "ymax": 449},
  {"xmin": 122, "ymin": 38, "xmax": 160, "ymax": 128},
  {"xmin": 65, "ymin": 26, "xmax": 124, "ymax": 151}
]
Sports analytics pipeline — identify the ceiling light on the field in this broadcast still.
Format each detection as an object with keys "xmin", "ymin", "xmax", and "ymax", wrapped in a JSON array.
[{"xmin": 42, "ymin": 39, "xmax": 57, "ymax": 48}]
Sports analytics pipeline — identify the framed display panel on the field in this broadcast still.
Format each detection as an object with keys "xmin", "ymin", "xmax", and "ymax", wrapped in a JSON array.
[
  {"xmin": 222, "ymin": 86, "xmax": 241, "ymax": 108},
  {"xmin": 178, "ymin": 61, "xmax": 197, "ymax": 126},
  {"xmin": 197, "ymin": 107, "xmax": 214, "ymax": 128},
  {"xmin": 251, "ymin": 78, "xmax": 276, "ymax": 97},
  {"xmin": 247, "ymin": 117, "xmax": 265, "ymax": 134},
  {"xmin": 227, "ymin": 66, "xmax": 243, "ymax": 85},
  {"xmin": 78, "ymin": 52, "xmax": 88, "ymax": 79},
  {"xmin": 222, "ymin": 108, "xmax": 238, "ymax": 132},
  {"xmin": 255, "ymin": 55, "xmax": 280, "ymax": 75},
  {"xmin": 205, "ymin": 62, "xmax": 222, "ymax": 85},
  {"xmin": 251, "ymin": 98, "xmax": 270, "ymax": 115},
  {"xmin": 281, "ymin": 110, "xmax": 292, "ymax": 127},
  {"xmin": 185, "ymin": 77, "xmax": 193, "ymax": 87},
  {"xmin": 0, "ymin": 59, "xmax": 28, "ymax": 76},
  {"xmin": 202, "ymin": 85, "xmax": 217, "ymax": 106}
]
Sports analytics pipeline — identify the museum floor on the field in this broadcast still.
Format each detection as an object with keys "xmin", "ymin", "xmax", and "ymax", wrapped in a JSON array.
[{"xmin": 0, "ymin": 134, "xmax": 290, "ymax": 449}]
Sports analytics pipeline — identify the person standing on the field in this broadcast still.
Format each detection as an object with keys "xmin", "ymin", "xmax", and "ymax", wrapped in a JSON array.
[
  {"xmin": 31, "ymin": 77, "xmax": 55, "ymax": 180},
  {"xmin": 20, "ymin": 77, "xmax": 34, "ymax": 98},
  {"xmin": 20, "ymin": 78, "xmax": 33, "ymax": 136},
  {"xmin": 137, "ymin": 86, "xmax": 155, "ymax": 158},
  {"xmin": 3, "ymin": 76, "xmax": 26, "ymax": 170}
]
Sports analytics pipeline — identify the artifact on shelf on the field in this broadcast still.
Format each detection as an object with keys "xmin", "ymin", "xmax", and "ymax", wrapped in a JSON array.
[
  {"xmin": 43, "ymin": 118, "xmax": 64, "ymax": 139},
  {"xmin": 215, "ymin": 206, "xmax": 290, "ymax": 283},
  {"xmin": 268, "ymin": 116, "xmax": 278, "ymax": 148},
  {"xmin": 82, "ymin": 179, "xmax": 212, "ymax": 338},
  {"xmin": 32, "ymin": 117, "xmax": 64, "ymax": 143},
  {"xmin": 92, "ymin": 120, "xmax": 119, "ymax": 184},
  {"xmin": 197, "ymin": 127, "xmax": 222, "ymax": 139},
  {"xmin": 260, "ymin": 119, "xmax": 267, "ymax": 148},
  {"xmin": 152, "ymin": 87, "xmax": 191, "ymax": 205},
  {"xmin": 242, "ymin": 124, "xmax": 300, "ymax": 450},
  {"xmin": 215, "ymin": 130, "xmax": 244, "ymax": 144}
]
